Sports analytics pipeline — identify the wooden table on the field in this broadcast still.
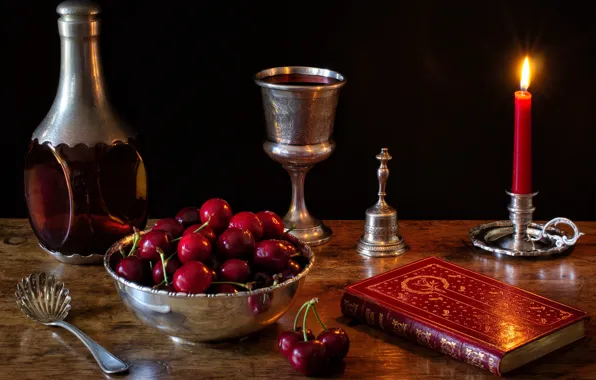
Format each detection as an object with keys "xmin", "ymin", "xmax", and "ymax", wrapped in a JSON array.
[{"xmin": 1, "ymin": 219, "xmax": 595, "ymax": 379}]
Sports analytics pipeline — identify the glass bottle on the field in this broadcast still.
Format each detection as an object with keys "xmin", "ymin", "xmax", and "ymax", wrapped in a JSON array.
[{"xmin": 24, "ymin": 1, "xmax": 148, "ymax": 264}]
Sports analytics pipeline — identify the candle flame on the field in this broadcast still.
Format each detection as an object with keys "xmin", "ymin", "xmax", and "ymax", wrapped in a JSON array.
[{"xmin": 520, "ymin": 57, "xmax": 530, "ymax": 91}]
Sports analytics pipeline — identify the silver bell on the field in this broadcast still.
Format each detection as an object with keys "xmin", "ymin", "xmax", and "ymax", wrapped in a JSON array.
[{"xmin": 356, "ymin": 148, "xmax": 408, "ymax": 257}]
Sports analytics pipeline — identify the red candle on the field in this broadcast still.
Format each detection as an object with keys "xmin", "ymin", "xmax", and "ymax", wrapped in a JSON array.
[{"xmin": 512, "ymin": 57, "xmax": 532, "ymax": 194}]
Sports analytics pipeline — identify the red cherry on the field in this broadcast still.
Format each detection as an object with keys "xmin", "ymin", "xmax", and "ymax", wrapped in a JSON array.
[
  {"xmin": 210, "ymin": 268, "xmax": 219, "ymax": 281},
  {"xmin": 248, "ymin": 293, "xmax": 272, "ymax": 314},
  {"xmin": 280, "ymin": 240, "xmax": 297, "ymax": 256},
  {"xmin": 216, "ymin": 227, "xmax": 255, "ymax": 260},
  {"xmin": 152, "ymin": 256, "xmax": 182, "ymax": 284},
  {"xmin": 200, "ymin": 198, "xmax": 233, "ymax": 233},
  {"xmin": 183, "ymin": 224, "xmax": 217, "ymax": 244},
  {"xmin": 172, "ymin": 261, "xmax": 212, "ymax": 293},
  {"xmin": 254, "ymin": 239, "xmax": 291, "ymax": 272},
  {"xmin": 256, "ymin": 211, "xmax": 284, "ymax": 239},
  {"xmin": 219, "ymin": 259, "xmax": 251, "ymax": 283},
  {"xmin": 177, "ymin": 233, "xmax": 212, "ymax": 264},
  {"xmin": 280, "ymin": 259, "xmax": 301, "ymax": 281},
  {"xmin": 229, "ymin": 212, "xmax": 264, "ymax": 241},
  {"xmin": 289, "ymin": 340, "xmax": 329, "ymax": 376},
  {"xmin": 318, "ymin": 328, "xmax": 350, "ymax": 362},
  {"xmin": 175, "ymin": 207, "xmax": 201, "ymax": 227},
  {"xmin": 278, "ymin": 329, "xmax": 315, "ymax": 358},
  {"xmin": 252, "ymin": 272, "xmax": 274, "ymax": 289},
  {"xmin": 151, "ymin": 217, "xmax": 184, "ymax": 239},
  {"xmin": 138, "ymin": 230, "xmax": 173, "ymax": 261},
  {"xmin": 115, "ymin": 256, "xmax": 147, "ymax": 283},
  {"xmin": 212, "ymin": 284, "xmax": 238, "ymax": 294}
]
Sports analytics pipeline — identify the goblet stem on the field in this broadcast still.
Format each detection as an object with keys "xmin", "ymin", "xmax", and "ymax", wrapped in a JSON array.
[{"xmin": 284, "ymin": 165, "xmax": 319, "ymax": 228}]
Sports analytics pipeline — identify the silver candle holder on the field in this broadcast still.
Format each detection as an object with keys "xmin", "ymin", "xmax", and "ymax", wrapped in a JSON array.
[{"xmin": 469, "ymin": 191, "xmax": 583, "ymax": 257}]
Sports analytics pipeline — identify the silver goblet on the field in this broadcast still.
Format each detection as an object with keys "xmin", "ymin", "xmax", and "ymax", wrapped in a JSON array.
[{"xmin": 255, "ymin": 67, "xmax": 346, "ymax": 246}]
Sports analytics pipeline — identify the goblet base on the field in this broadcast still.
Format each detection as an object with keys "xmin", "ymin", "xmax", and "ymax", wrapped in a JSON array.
[{"xmin": 287, "ymin": 223, "xmax": 332, "ymax": 247}]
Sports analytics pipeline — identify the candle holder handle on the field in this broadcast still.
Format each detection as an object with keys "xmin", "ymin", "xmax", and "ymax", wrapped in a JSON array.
[
  {"xmin": 532, "ymin": 217, "xmax": 584, "ymax": 247},
  {"xmin": 469, "ymin": 191, "xmax": 584, "ymax": 257}
]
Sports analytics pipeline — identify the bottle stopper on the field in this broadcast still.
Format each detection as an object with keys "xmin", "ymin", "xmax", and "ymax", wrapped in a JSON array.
[{"xmin": 356, "ymin": 148, "xmax": 407, "ymax": 257}]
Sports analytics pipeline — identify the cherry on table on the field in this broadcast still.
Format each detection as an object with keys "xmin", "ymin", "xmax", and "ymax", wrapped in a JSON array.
[
  {"xmin": 256, "ymin": 211, "xmax": 284, "ymax": 239},
  {"xmin": 172, "ymin": 261, "xmax": 212, "ymax": 293},
  {"xmin": 152, "ymin": 256, "xmax": 182, "ymax": 284},
  {"xmin": 138, "ymin": 230, "xmax": 173, "ymax": 261},
  {"xmin": 254, "ymin": 239, "xmax": 291, "ymax": 272},
  {"xmin": 216, "ymin": 227, "xmax": 255, "ymax": 260},
  {"xmin": 318, "ymin": 328, "xmax": 350, "ymax": 362},
  {"xmin": 219, "ymin": 259, "xmax": 251, "ymax": 283},
  {"xmin": 278, "ymin": 328, "xmax": 315, "ymax": 358},
  {"xmin": 200, "ymin": 198, "xmax": 233, "ymax": 233},
  {"xmin": 175, "ymin": 207, "xmax": 201, "ymax": 227},
  {"xmin": 289, "ymin": 340, "xmax": 329, "ymax": 376},
  {"xmin": 183, "ymin": 224, "xmax": 217, "ymax": 244},
  {"xmin": 177, "ymin": 233, "xmax": 212, "ymax": 264},
  {"xmin": 229, "ymin": 212, "xmax": 264, "ymax": 241},
  {"xmin": 115, "ymin": 256, "xmax": 148, "ymax": 283},
  {"xmin": 151, "ymin": 217, "xmax": 184, "ymax": 239}
]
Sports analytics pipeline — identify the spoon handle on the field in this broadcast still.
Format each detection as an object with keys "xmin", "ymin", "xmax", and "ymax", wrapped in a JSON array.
[{"xmin": 51, "ymin": 320, "xmax": 129, "ymax": 374}]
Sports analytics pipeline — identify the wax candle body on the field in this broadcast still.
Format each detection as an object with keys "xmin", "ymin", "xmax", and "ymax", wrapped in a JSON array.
[{"xmin": 512, "ymin": 90, "xmax": 532, "ymax": 194}]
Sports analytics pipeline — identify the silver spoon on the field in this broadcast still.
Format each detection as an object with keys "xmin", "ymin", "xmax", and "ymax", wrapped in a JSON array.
[{"xmin": 15, "ymin": 273, "xmax": 129, "ymax": 374}]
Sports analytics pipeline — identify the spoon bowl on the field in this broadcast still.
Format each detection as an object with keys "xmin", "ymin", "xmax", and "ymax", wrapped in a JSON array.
[{"xmin": 15, "ymin": 273, "xmax": 129, "ymax": 374}]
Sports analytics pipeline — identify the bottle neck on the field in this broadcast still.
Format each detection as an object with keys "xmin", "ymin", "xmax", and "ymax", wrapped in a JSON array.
[{"xmin": 56, "ymin": 34, "xmax": 108, "ymax": 108}]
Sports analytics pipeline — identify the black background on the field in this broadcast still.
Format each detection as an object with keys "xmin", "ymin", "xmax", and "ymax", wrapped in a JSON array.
[{"xmin": 3, "ymin": 1, "xmax": 595, "ymax": 221}]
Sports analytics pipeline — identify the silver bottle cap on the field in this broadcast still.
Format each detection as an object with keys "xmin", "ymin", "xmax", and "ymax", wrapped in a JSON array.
[{"xmin": 32, "ymin": 0, "xmax": 135, "ymax": 147}]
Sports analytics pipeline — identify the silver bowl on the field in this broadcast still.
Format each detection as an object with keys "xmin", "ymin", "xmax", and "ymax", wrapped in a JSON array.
[{"xmin": 104, "ymin": 230, "xmax": 314, "ymax": 342}]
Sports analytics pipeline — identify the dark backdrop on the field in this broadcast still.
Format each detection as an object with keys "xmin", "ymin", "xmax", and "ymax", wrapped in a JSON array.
[{"xmin": 3, "ymin": 1, "xmax": 595, "ymax": 221}]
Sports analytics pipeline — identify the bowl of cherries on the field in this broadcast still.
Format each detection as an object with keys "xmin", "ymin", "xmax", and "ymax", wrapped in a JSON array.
[{"xmin": 104, "ymin": 198, "xmax": 314, "ymax": 342}]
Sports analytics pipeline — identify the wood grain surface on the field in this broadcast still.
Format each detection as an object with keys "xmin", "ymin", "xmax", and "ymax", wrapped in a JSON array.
[{"xmin": 0, "ymin": 219, "xmax": 595, "ymax": 379}]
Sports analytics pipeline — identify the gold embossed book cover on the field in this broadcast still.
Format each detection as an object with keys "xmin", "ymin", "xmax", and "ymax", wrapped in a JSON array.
[{"xmin": 341, "ymin": 257, "xmax": 588, "ymax": 375}]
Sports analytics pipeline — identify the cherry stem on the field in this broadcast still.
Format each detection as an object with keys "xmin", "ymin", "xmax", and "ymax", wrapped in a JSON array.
[
  {"xmin": 311, "ymin": 303, "xmax": 327, "ymax": 331},
  {"xmin": 157, "ymin": 248, "xmax": 169, "ymax": 285},
  {"xmin": 293, "ymin": 300, "xmax": 310, "ymax": 332},
  {"xmin": 128, "ymin": 230, "xmax": 140, "ymax": 257},
  {"xmin": 170, "ymin": 217, "xmax": 211, "ymax": 243},
  {"xmin": 153, "ymin": 279, "xmax": 165, "ymax": 289},
  {"xmin": 284, "ymin": 224, "xmax": 297, "ymax": 236},
  {"xmin": 119, "ymin": 248, "xmax": 126, "ymax": 258},
  {"xmin": 211, "ymin": 281, "xmax": 250, "ymax": 290},
  {"xmin": 302, "ymin": 302, "xmax": 313, "ymax": 341},
  {"xmin": 164, "ymin": 253, "xmax": 177, "ymax": 266}
]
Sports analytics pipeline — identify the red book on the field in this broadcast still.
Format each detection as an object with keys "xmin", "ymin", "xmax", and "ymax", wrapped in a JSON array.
[{"xmin": 341, "ymin": 257, "xmax": 587, "ymax": 376}]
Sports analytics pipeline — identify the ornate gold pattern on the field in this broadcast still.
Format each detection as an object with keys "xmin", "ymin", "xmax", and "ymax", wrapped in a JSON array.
[
  {"xmin": 415, "ymin": 328, "xmax": 432, "ymax": 347},
  {"xmin": 464, "ymin": 347, "xmax": 486, "ymax": 369},
  {"xmin": 391, "ymin": 319, "xmax": 408, "ymax": 336},
  {"xmin": 488, "ymin": 357, "xmax": 496, "ymax": 373},
  {"xmin": 365, "ymin": 308, "xmax": 375, "ymax": 326},
  {"xmin": 440, "ymin": 337, "xmax": 458, "ymax": 358},
  {"xmin": 379, "ymin": 313, "xmax": 385, "ymax": 330},
  {"xmin": 343, "ymin": 298, "xmax": 360, "ymax": 316},
  {"xmin": 401, "ymin": 275, "xmax": 449, "ymax": 295}
]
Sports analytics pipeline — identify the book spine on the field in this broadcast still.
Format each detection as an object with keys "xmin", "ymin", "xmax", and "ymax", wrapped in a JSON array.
[{"xmin": 341, "ymin": 292, "xmax": 502, "ymax": 376}]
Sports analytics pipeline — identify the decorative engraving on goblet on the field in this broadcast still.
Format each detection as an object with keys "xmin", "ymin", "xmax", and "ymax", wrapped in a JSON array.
[{"xmin": 255, "ymin": 67, "xmax": 346, "ymax": 246}]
